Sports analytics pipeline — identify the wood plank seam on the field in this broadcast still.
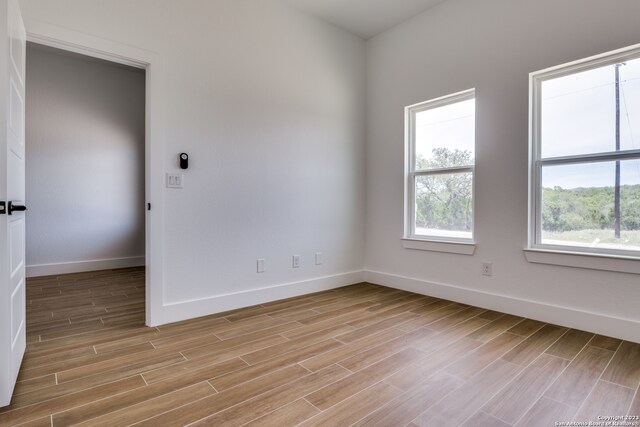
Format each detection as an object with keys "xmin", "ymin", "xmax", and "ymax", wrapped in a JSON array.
[
  {"xmin": 572, "ymin": 343, "xmax": 626, "ymax": 418},
  {"xmin": 509, "ymin": 351, "xmax": 578, "ymax": 426}
]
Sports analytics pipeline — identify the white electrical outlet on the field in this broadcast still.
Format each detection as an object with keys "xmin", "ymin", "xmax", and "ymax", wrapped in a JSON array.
[
  {"xmin": 315, "ymin": 252, "xmax": 322, "ymax": 265},
  {"xmin": 257, "ymin": 259, "xmax": 265, "ymax": 273},
  {"xmin": 293, "ymin": 255, "xmax": 301, "ymax": 268},
  {"xmin": 482, "ymin": 262, "xmax": 493, "ymax": 276}
]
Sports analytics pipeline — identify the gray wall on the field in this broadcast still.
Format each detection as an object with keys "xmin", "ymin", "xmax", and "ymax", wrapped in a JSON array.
[{"xmin": 26, "ymin": 43, "xmax": 145, "ymax": 272}]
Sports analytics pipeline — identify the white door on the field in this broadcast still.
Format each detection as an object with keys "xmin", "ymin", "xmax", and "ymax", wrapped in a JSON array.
[{"xmin": 0, "ymin": 0, "xmax": 25, "ymax": 408}]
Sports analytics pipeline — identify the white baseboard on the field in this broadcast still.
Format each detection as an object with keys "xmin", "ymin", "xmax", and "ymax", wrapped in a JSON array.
[
  {"xmin": 156, "ymin": 270, "xmax": 365, "ymax": 326},
  {"xmin": 365, "ymin": 270, "xmax": 640, "ymax": 344},
  {"xmin": 26, "ymin": 256, "xmax": 145, "ymax": 278}
]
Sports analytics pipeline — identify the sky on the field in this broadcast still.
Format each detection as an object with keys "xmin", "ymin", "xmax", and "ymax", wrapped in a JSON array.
[
  {"xmin": 414, "ymin": 98, "xmax": 474, "ymax": 167},
  {"xmin": 541, "ymin": 57, "xmax": 640, "ymax": 189},
  {"xmin": 414, "ymin": 57, "xmax": 640, "ymax": 189}
]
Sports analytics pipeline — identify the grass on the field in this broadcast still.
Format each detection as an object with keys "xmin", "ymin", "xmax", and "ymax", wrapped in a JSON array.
[{"xmin": 542, "ymin": 229, "xmax": 640, "ymax": 251}]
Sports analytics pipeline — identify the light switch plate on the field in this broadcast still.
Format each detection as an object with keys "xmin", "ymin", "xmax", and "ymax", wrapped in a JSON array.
[{"xmin": 166, "ymin": 173, "xmax": 184, "ymax": 189}]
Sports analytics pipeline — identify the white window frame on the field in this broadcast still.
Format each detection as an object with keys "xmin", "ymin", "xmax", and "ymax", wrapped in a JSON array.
[
  {"xmin": 528, "ymin": 44, "xmax": 640, "ymax": 259},
  {"xmin": 404, "ymin": 89, "xmax": 476, "ymax": 246}
]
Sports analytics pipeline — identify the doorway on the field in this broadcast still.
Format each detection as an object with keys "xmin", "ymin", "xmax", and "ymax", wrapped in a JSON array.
[{"xmin": 24, "ymin": 43, "xmax": 147, "ymax": 324}]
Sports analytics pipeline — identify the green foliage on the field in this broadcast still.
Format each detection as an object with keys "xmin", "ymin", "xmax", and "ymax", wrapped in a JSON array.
[
  {"xmin": 542, "ymin": 185, "xmax": 640, "ymax": 232},
  {"xmin": 416, "ymin": 148, "xmax": 473, "ymax": 171},
  {"xmin": 415, "ymin": 147, "xmax": 640, "ymax": 236},
  {"xmin": 415, "ymin": 148, "xmax": 473, "ymax": 231},
  {"xmin": 415, "ymin": 147, "xmax": 640, "ymax": 235}
]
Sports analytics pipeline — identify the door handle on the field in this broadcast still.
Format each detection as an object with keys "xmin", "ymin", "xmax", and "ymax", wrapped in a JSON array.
[{"xmin": 8, "ymin": 201, "xmax": 27, "ymax": 215}]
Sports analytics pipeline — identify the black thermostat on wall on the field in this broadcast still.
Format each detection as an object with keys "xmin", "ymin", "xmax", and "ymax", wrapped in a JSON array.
[{"xmin": 180, "ymin": 153, "xmax": 189, "ymax": 169}]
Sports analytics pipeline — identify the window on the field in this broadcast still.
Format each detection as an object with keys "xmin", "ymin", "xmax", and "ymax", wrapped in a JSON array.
[
  {"xmin": 405, "ymin": 89, "xmax": 475, "ymax": 243},
  {"xmin": 530, "ymin": 46, "xmax": 640, "ymax": 257}
]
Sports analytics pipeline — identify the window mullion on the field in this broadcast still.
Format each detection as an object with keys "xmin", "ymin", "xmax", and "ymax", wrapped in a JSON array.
[
  {"xmin": 414, "ymin": 166, "xmax": 474, "ymax": 176},
  {"xmin": 540, "ymin": 150, "xmax": 640, "ymax": 166}
]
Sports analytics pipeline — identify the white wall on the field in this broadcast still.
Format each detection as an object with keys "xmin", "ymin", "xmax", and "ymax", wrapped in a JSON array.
[
  {"xmin": 20, "ymin": 0, "xmax": 639, "ymax": 341},
  {"xmin": 18, "ymin": 0, "xmax": 366, "ymax": 324},
  {"xmin": 25, "ymin": 44, "xmax": 146, "ymax": 276},
  {"xmin": 365, "ymin": 0, "xmax": 640, "ymax": 341}
]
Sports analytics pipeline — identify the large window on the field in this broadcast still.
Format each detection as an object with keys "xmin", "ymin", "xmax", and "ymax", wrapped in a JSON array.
[
  {"xmin": 530, "ymin": 46, "xmax": 640, "ymax": 257},
  {"xmin": 406, "ymin": 89, "xmax": 475, "ymax": 242}
]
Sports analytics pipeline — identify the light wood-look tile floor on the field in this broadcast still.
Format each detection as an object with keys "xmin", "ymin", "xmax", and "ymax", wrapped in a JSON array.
[{"xmin": 1, "ymin": 267, "xmax": 639, "ymax": 426}]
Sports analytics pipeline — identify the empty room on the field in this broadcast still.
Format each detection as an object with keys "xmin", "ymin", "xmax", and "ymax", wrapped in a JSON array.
[{"xmin": 0, "ymin": 0, "xmax": 639, "ymax": 426}]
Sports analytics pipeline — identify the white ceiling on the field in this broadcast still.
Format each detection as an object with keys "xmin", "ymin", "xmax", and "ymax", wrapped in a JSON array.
[{"xmin": 282, "ymin": 0, "xmax": 445, "ymax": 39}]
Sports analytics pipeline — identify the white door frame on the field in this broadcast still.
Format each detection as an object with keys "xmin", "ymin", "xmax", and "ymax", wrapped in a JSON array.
[{"xmin": 24, "ymin": 20, "xmax": 165, "ymax": 327}]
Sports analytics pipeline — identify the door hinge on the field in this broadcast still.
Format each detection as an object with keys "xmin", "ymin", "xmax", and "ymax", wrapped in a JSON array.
[{"xmin": 0, "ymin": 201, "xmax": 5, "ymax": 215}]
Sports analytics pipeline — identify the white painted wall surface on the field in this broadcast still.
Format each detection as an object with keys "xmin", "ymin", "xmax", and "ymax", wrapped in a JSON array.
[
  {"xmin": 26, "ymin": 44, "xmax": 145, "ymax": 275},
  {"xmin": 365, "ymin": 0, "xmax": 640, "ymax": 340},
  {"xmin": 19, "ymin": 0, "xmax": 638, "ymax": 340},
  {"xmin": 18, "ymin": 0, "xmax": 365, "ymax": 323}
]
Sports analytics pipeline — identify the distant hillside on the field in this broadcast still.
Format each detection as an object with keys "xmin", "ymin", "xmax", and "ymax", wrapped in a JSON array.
[{"xmin": 542, "ymin": 184, "xmax": 640, "ymax": 232}]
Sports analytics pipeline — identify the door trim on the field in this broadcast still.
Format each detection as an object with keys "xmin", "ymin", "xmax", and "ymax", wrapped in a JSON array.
[{"xmin": 25, "ymin": 20, "xmax": 165, "ymax": 327}]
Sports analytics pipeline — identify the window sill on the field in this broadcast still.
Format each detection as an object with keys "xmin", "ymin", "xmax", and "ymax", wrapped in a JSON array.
[
  {"xmin": 402, "ymin": 238, "xmax": 476, "ymax": 255},
  {"xmin": 523, "ymin": 248, "xmax": 640, "ymax": 274}
]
